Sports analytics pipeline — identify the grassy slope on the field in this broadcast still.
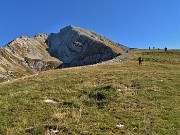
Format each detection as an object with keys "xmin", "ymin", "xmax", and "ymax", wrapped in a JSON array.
[{"xmin": 0, "ymin": 49, "xmax": 179, "ymax": 135}]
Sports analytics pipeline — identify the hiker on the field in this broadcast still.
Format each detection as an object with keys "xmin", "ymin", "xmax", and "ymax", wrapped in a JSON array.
[
  {"xmin": 138, "ymin": 56, "xmax": 142, "ymax": 65},
  {"xmin": 165, "ymin": 47, "xmax": 167, "ymax": 52},
  {"xmin": 149, "ymin": 47, "xmax": 150, "ymax": 50}
]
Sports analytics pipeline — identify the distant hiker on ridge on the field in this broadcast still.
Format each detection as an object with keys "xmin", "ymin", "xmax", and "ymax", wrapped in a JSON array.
[
  {"xmin": 165, "ymin": 47, "xmax": 167, "ymax": 52},
  {"xmin": 138, "ymin": 56, "xmax": 142, "ymax": 65}
]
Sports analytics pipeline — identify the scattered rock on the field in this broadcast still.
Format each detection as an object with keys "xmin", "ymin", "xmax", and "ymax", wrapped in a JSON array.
[
  {"xmin": 46, "ymin": 129, "xmax": 59, "ymax": 135},
  {"xmin": 44, "ymin": 99, "xmax": 57, "ymax": 103},
  {"xmin": 117, "ymin": 89, "xmax": 122, "ymax": 92},
  {"xmin": 116, "ymin": 123, "xmax": 125, "ymax": 128}
]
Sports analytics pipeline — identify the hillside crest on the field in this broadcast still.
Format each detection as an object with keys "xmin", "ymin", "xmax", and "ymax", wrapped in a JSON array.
[{"xmin": 0, "ymin": 25, "xmax": 128, "ymax": 82}]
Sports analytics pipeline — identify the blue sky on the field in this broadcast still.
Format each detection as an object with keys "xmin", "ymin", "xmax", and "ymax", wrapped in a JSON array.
[{"xmin": 0, "ymin": 0, "xmax": 180, "ymax": 49}]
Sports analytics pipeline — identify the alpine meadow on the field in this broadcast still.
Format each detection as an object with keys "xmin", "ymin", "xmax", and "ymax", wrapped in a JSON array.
[{"xmin": 0, "ymin": 49, "xmax": 179, "ymax": 135}]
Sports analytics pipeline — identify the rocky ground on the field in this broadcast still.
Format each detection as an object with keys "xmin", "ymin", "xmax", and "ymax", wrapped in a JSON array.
[{"xmin": 91, "ymin": 52, "xmax": 131, "ymax": 66}]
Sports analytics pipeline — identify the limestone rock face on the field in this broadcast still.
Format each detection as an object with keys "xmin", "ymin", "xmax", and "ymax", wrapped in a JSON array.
[
  {"xmin": 0, "ymin": 25, "xmax": 129, "ymax": 82},
  {"xmin": 0, "ymin": 34, "xmax": 62, "ymax": 82},
  {"xmin": 47, "ymin": 26, "xmax": 128, "ymax": 67}
]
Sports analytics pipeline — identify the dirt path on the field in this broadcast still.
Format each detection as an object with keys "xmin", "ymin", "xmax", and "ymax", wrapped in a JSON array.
[{"xmin": 0, "ymin": 73, "xmax": 39, "ymax": 86}]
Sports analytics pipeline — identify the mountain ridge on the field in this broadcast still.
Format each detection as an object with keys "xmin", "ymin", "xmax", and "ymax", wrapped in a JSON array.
[
  {"xmin": 0, "ymin": 34, "xmax": 62, "ymax": 82},
  {"xmin": 0, "ymin": 25, "xmax": 128, "ymax": 82}
]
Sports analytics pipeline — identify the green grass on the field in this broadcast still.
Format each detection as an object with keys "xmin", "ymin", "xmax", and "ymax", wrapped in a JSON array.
[{"xmin": 0, "ymin": 49, "xmax": 179, "ymax": 135}]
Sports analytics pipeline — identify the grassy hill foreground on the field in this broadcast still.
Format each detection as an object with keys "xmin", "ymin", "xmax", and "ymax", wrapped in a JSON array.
[{"xmin": 0, "ymin": 49, "xmax": 179, "ymax": 135}]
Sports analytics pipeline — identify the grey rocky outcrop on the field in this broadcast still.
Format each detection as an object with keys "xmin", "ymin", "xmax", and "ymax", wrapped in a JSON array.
[{"xmin": 47, "ymin": 25, "xmax": 128, "ymax": 67}]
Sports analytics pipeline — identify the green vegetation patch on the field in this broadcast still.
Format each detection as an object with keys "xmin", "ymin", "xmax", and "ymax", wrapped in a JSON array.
[{"xmin": 0, "ymin": 49, "xmax": 179, "ymax": 134}]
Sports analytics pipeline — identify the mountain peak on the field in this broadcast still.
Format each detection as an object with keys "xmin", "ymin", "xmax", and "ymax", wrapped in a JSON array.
[
  {"xmin": 47, "ymin": 26, "xmax": 128, "ymax": 67},
  {"xmin": 61, "ymin": 25, "xmax": 77, "ymax": 31},
  {"xmin": 67, "ymin": 25, "xmax": 75, "ymax": 28},
  {"xmin": 0, "ymin": 25, "xmax": 128, "ymax": 82}
]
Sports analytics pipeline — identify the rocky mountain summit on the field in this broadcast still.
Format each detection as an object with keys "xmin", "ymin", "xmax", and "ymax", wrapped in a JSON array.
[
  {"xmin": 47, "ymin": 25, "xmax": 128, "ymax": 67},
  {"xmin": 0, "ymin": 25, "xmax": 128, "ymax": 82},
  {"xmin": 0, "ymin": 34, "xmax": 61, "ymax": 82}
]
